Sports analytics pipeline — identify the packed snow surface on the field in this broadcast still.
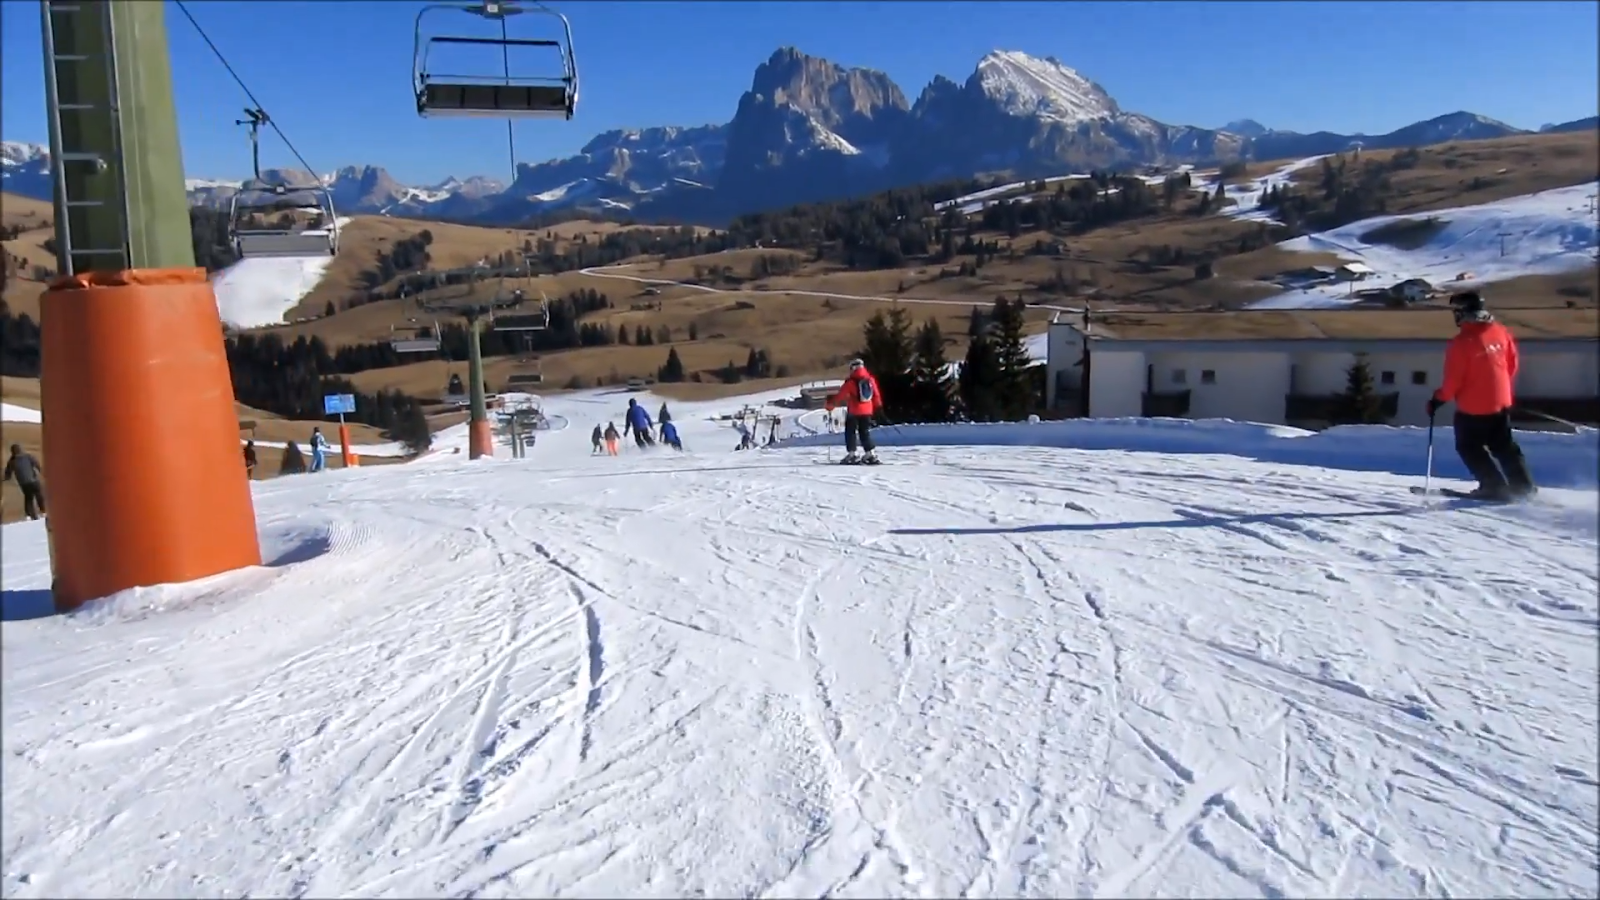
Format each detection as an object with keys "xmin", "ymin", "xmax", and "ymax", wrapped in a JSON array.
[
  {"xmin": 1, "ymin": 402, "xmax": 41, "ymax": 424},
  {"xmin": 1253, "ymin": 181, "xmax": 1600, "ymax": 309},
  {"xmin": 3, "ymin": 388, "xmax": 1597, "ymax": 899},
  {"xmin": 211, "ymin": 217, "xmax": 352, "ymax": 329}
]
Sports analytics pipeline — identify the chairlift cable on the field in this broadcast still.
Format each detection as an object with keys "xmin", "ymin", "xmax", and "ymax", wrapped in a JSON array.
[
  {"xmin": 501, "ymin": 15, "xmax": 518, "ymax": 181},
  {"xmin": 173, "ymin": 0, "xmax": 324, "ymax": 182}
]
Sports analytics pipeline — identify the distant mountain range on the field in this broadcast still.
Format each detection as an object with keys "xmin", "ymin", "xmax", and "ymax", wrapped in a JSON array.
[{"xmin": 4, "ymin": 48, "xmax": 1595, "ymax": 227}]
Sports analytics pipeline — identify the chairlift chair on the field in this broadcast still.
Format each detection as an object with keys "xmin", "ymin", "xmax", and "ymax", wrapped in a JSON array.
[
  {"xmin": 390, "ymin": 319, "xmax": 442, "ymax": 354},
  {"xmin": 229, "ymin": 180, "xmax": 340, "ymax": 259},
  {"xmin": 504, "ymin": 355, "xmax": 544, "ymax": 388},
  {"xmin": 416, "ymin": 266, "xmax": 495, "ymax": 312},
  {"xmin": 489, "ymin": 287, "xmax": 552, "ymax": 332},
  {"xmin": 413, "ymin": 1, "xmax": 579, "ymax": 120}
]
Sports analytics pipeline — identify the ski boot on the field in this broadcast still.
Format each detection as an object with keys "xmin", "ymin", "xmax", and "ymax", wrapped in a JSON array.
[
  {"xmin": 1465, "ymin": 482, "xmax": 1515, "ymax": 502},
  {"xmin": 840, "ymin": 451, "xmax": 861, "ymax": 465},
  {"xmin": 861, "ymin": 450, "xmax": 881, "ymax": 466}
]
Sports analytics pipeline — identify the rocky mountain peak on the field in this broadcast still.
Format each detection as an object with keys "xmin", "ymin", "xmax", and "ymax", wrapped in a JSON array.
[
  {"xmin": 1222, "ymin": 119, "xmax": 1271, "ymax": 138},
  {"xmin": 970, "ymin": 50, "xmax": 1118, "ymax": 123},
  {"xmin": 748, "ymin": 47, "xmax": 908, "ymax": 131}
]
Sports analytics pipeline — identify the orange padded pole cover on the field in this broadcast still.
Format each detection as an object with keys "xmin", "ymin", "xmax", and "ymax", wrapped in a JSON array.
[
  {"xmin": 468, "ymin": 419, "xmax": 494, "ymax": 460},
  {"xmin": 41, "ymin": 268, "xmax": 261, "ymax": 611}
]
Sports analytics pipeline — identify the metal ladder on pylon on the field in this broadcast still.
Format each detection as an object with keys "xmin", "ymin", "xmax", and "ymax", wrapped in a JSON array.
[{"xmin": 40, "ymin": 0, "xmax": 130, "ymax": 277}]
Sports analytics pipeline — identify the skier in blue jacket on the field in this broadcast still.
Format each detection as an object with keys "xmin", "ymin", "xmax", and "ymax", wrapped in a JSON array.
[
  {"xmin": 309, "ymin": 427, "xmax": 329, "ymax": 473},
  {"xmin": 661, "ymin": 420, "xmax": 683, "ymax": 451},
  {"xmin": 624, "ymin": 398, "xmax": 655, "ymax": 449}
]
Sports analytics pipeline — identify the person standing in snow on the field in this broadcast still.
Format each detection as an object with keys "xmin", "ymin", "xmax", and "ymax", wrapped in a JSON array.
[
  {"xmin": 661, "ymin": 420, "xmax": 684, "ymax": 451},
  {"xmin": 1427, "ymin": 291, "xmax": 1536, "ymax": 500},
  {"xmin": 591, "ymin": 424, "xmax": 604, "ymax": 455},
  {"xmin": 603, "ymin": 422, "xmax": 621, "ymax": 456},
  {"xmin": 826, "ymin": 358, "xmax": 885, "ymax": 464},
  {"xmin": 624, "ymin": 398, "xmax": 654, "ymax": 449},
  {"xmin": 308, "ymin": 427, "xmax": 329, "ymax": 473},
  {"xmin": 243, "ymin": 440, "xmax": 258, "ymax": 478},
  {"xmin": 658, "ymin": 402, "xmax": 672, "ymax": 428},
  {"xmin": 4, "ymin": 443, "xmax": 46, "ymax": 520}
]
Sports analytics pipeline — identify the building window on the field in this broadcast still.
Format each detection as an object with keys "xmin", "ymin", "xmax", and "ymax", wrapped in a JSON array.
[
  {"xmin": 1200, "ymin": 369, "xmax": 1217, "ymax": 385},
  {"xmin": 1380, "ymin": 370, "xmax": 1396, "ymax": 385},
  {"xmin": 1411, "ymin": 371, "xmax": 1428, "ymax": 385},
  {"xmin": 1172, "ymin": 369, "xmax": 1187, "ymax": 385}
]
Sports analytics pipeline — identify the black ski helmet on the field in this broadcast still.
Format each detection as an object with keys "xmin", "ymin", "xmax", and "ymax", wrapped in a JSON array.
[{"xmin": 1449, "ymin": 290, "xmax": 1487, "ymax": 325}]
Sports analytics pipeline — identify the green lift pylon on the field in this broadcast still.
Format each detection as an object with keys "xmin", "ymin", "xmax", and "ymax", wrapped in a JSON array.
[{"xmin": 42, "ymin": 0, "xmax": 194, "ymax": 274}]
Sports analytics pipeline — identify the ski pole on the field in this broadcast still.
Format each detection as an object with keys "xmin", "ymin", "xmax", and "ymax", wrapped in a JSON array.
[
  {"xmin": 1425, "ymin": 410, "xmax": 1438, "ymax": 486},
  {"xmin": 1516, "ymin": 407, "xmax": 1584, "ymax": 431}
]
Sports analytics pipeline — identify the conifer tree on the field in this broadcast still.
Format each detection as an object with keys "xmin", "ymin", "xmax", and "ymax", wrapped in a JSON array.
[
  {"xmin": 959, "ymin": 333, "xmax": 1001, "ymax": 422},
  {"xmin": 858, "ymin": 307, "xmax": 916, "ymax": 420},
  {"xmin": 989, "ymin": 296, "xmax": 1034, "ymax": 419},
  {"xmin": 909, "ymin": 319, "xmax": 954, "ymax": 422}
]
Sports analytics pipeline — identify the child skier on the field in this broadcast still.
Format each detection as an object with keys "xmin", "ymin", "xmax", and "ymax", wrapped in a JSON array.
[
  {"xmin": 591, "ymin": 424, "xmax": 604, "ymax": 455},
  {"xmin": 661, "ymin": 420, "xmax": 684, "ymax": 451},
  {"xmin": 825, "ymin": 358, "xmax": 884, "ymax": 464},
  {"xmin": 603, "ymin": 422, "xmax": 621, "ymax": 456}
]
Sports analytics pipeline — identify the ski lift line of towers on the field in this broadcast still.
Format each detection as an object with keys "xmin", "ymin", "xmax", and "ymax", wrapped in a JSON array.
[{"xmin": 387, "ymin": 261, "xmax": 553, "ymax": 404}]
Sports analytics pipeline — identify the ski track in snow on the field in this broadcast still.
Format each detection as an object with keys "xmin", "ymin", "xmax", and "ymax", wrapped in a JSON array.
[{"xmin": 1, "ymin": 392, "xmax": 1597, "ymax": 899}]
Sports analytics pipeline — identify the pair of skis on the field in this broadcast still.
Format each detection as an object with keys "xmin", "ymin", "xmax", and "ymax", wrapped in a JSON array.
[
  {"xmin": 1413, "ymin": 415, "xmax": 1530, "ymax": 503},
  {"xmin": 1409, "ymin": 485, "xmax": 1517, "ymax": 503}
]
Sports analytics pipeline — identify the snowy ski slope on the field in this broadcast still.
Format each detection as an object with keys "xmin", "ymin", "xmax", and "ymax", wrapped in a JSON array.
[
  {"xmin": 1253, "ymin": 181, "xmax": 1600, "ymax": 309},
  {"xmin": 1186, "ymin": 156, "xmax": 1332, "ymax": 226},
  {"xmin": 211, "ymin": 218, "xmax": 352, "ymax": 329},
  {"xmin": 3, "ymin": 387, "xmax": 1597, "ymax": 898}
]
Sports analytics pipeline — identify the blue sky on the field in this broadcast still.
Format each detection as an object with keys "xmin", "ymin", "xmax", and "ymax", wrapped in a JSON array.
[{"xmin": 2, "ymin": 1, "xmax": 1595, "ymax": 186}]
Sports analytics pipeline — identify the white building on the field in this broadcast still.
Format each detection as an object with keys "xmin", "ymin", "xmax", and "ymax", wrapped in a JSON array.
[{"xmin": 1046, "ymin": 308, "xmax": 1598, "ymax": 428}]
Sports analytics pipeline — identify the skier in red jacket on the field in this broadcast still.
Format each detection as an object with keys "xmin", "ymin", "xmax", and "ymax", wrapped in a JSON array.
[
  {"xmin": 1426, "ymin": 291, "xmax": 1535, "ymax": 500},
  {"xmin": 826, "ymin": 359, "xmax": 884, "ymax": 465}
]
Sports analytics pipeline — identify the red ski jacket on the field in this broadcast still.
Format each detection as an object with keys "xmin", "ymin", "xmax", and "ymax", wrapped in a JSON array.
[
  {"xmin": 1435, "ymin": 320, "xmax": 1518, "ymax": 416},
  {"xmin": 827, "ymin": 370, "xmax": 884, "ymax": 418}
]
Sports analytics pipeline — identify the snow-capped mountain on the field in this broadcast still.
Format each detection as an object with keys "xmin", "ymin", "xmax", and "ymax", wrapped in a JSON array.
[
  {"xmin": 2, "ymin": 49, "xmax": 1553, "ymax": 226},
  {"xmin": 2, "ymin": 141, "xmax": 52, "ymax": 199}
]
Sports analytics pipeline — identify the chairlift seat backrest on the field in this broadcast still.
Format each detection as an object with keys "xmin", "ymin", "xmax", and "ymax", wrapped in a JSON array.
[
  {"xmin": 418, "ymin": 82, "xmax": 574, "ymax": 119},
  {"xmin": 492, "ymin": 312, "xmax": 549, "ymax": 331},
  {"xmin": 235, "ymin": 231, "xmax": 337, "ymax": 259},
  {"xmin": 392, "ymin": 338, "xmax": 442, "ymax": 354}
]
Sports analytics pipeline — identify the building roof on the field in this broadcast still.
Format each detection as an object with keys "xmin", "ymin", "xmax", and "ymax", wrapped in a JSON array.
[
  {"xmin": 1338, "ymin": 262, "xmax": 1375, "ymax": 274},
  {"xmin": 1067, "ymin": 307, "xmax": 1599, "ymax": 342}
]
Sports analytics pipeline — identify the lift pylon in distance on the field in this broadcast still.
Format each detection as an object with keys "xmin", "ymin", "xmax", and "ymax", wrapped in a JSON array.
[
  {"xmin": 412, "ymin": 260, "xmax": 545, "ymax": 459},
  {"xmin": 413, "ymin": 1, "xmax": 578, "ymax": 119}
]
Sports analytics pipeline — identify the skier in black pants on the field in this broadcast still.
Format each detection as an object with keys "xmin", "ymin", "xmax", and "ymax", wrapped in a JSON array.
[
  {"xmin": 825, "ymin": 359, "xmax": 885, "ymax": 464},
  {"xmin": 3, "ymin": 443, "xmax": 46, "ymax": 520}
]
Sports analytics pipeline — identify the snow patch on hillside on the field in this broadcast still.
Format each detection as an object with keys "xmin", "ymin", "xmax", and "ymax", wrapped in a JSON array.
[
  {"xmin": 212, "ymin": 217, "xmax": 351, "ymax": 329},
  {"xmin": 1253, "ymin": 181, "xmax": 1600, "ymax": 309}
]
